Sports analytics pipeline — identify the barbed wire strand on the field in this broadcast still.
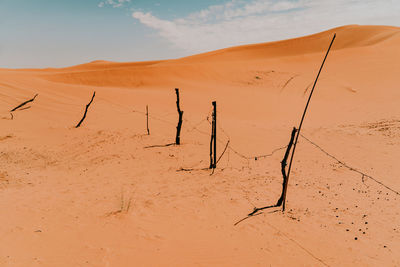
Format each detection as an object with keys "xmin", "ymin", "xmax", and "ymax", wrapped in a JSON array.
[{"xmin": 300, "ymin": 134, "xmax": 400, "ymax": 196}]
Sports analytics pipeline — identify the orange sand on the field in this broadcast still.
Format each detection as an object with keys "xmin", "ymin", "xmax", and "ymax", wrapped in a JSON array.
[{"xmin": 0, "ymin": 25, "xmax": 399, "ymax": 266}]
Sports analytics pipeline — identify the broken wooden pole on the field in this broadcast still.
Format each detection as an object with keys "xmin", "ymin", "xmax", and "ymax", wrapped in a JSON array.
[
  {"xmin": 246, "ymin": 128, "xmax": 297, "ymax": 217},
  {"xmin": 10, "ymin": 94, "xmax": 38, "ymax": 112},
  {"xmin": 75, "ymin": 91, "xmax": 96, "ymax": 128},
  {"xmin": 146, "ymin": 105, "xmax": 150, "ymax": 135},
  {"xmin": 282, "ymin": 33, "xmax": 336, "ymax": 211},
  {"xmin": 175, "ymin": 88, "xmax": 183, "ymax": 145},
  {"xmin": 277, "ymin": 127, "xmax": 298, "ymax": 208}
]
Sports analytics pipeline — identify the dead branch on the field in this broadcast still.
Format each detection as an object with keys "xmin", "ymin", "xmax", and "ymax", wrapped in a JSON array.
[
  {"xmin": 234, "ymin": 209, "xmax": 280, "ymax": 226},
  {"xmin": 280, "ymin": 75, "xmax": 298, "ymax": 91},
  {"xmin": 75, "ymin": 91, "xmax": 96, "ymax": 128},
  {"xmin": 10, "ymin": 94, "xmax": 38, "ymax": 112},
  {"xmin": 177, "ymin": 167, "xmax": 209, "ymax": 172},
  {"xmin": 234, "ymin": 212, "xmax": 264, "ymax": 226},
  {"xmin": 210, "ymin": 167, "xmax": 215, "ymax": 176},
  {"xmin": 144, "ymin": 143, "xmax": 175, "ymax": 149},
  {"xmin": 303, "ymin": 82, "xmax": 313, "ymax": 95}
]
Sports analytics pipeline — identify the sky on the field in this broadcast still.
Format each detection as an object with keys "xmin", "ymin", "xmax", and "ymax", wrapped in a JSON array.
[{"xmin": 0, "ymin": 0, "xmax": 399, "ymax": 68}]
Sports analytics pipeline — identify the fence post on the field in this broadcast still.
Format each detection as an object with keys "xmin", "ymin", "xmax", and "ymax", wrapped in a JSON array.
[
  {"xmin": 213, "ymin": 101, "xmax": 217, "ymax": 168},
  {"xmin": 209, "ymin": 101, "xmax": 217, "ymax": 169}
]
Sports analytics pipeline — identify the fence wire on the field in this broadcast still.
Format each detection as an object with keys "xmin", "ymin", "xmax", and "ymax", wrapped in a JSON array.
[
  {"xmin": 97, "ymin": 100, "xmax": 399, "ymax": 197},
  {"xmin": 300, "ymin": 134, "xmax": 400, "ymax": 196}
]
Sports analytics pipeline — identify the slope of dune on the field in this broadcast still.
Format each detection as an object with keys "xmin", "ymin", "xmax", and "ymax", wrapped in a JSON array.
[
  {"xmin": 22, "ymin": 25, "xmax": 399, "ymax": 90},
  {"xmin": 0, "ymin": 25, "xmax": 399, "ymax": 266},
  {"xmin": 177, "ymin": 24, "xmax": 400, "ymax": 61}
]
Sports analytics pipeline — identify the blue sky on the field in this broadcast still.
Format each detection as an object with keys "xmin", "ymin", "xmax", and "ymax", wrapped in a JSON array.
[{"xmin": 1, "ymin": 0, "xmax": 399, "ymax": 68}]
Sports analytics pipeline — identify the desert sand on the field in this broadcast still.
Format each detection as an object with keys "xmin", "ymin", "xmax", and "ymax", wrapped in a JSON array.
[{"xmin": 0, "ymin": 25, "xmax": 399, "ymax": 266}]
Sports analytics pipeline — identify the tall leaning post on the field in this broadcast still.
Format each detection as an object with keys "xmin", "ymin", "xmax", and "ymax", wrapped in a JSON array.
[
  {"xmin": 282, "ymin": 33, "xmax": 336, "ymax": 212},
  {"xmin": 175, "ymin": 88, "xmax": 183, "ymax": 145}
]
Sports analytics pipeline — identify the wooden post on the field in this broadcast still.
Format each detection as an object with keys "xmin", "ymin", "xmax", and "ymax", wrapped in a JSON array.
[
  {"xmin": 213, "ymin": 101, "xmax": 217, "ymax": 168},
  {"xmin": 146, "ymin": 105, "xmax": 150, "ymax": 135},
  {"xmin": 209, "ymin": 101, "xmax": 217, "ymax": 169},
  {"xmin": 175, "ymin": 88, "xmax": 183, "ymax": 145}
]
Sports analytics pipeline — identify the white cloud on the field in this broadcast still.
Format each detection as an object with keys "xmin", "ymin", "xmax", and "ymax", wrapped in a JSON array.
[
  {"xmin": 132, "ymin": 0, "xmax": 400, "ymax": 53},
  {"xmin": 98, "ymin": 0, "xmax": 130, "ymax": 8}
]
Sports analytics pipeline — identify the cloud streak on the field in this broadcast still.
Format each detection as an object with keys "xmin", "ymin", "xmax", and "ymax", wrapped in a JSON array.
[
  {"xmin": 132, "ymin": 0, "xmax": 400, "ymax": 53},
  {"xmin": 98, "ymin": 0, "xmax": 130, "ymax": 8}
]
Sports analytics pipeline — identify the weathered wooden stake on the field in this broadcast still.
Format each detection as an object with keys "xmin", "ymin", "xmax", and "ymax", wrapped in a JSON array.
[
  {"xmin": 277, "ymin": 127, "xmax": 297, "ymax": 207},
  {"xmin": 75, "ymin": 91, "xmax": 96, "ymax": 128},
  {"xmin": 175, "ymin": 88, "xmax": 183, "ymax": 145},
  {"xmin": 146, "ymin": 105, "xmax": 150, "ymax": 135},
  {"xmin": 246, "ymin": 127, "xmax": 297, "ymax": 217},
  {"xmin": 209, "ymin": 101, "xmax": 217, "ymax": 169},
  {"xmin": 213, "ymin": 101, "xmax": 217, "ymax": 168}
]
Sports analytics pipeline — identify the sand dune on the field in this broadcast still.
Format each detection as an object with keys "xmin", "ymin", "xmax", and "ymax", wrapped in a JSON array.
[
  {"xmin": 8, "ymin": 25, "xmax": 398, "ymax": 89},
  {"xmin": 0, "ymin": 25, "xmax": 399, "ymax": 266}
]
